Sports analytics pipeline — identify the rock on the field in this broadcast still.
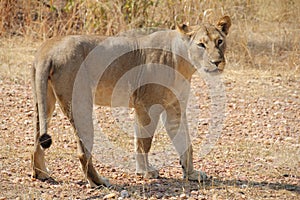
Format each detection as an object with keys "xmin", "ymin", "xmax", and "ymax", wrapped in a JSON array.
[
  {"xmin": 180, "ymin": 193, "xmax": 188, "ymax": 199},
  {"xmin": 120, "ymin": 190, "xmax": 129, "ymax": 198},
  {"xmin": 156, "ymin": 192, "xmax": 164, "ymax": 199},
  {"xmin": 103, "ymin": 193, "xmax": 117, "ymax": 199}
]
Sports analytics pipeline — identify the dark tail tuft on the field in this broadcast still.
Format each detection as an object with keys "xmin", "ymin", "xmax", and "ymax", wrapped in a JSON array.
[{"xmin": 39, "ymin": 134, "xmax": 52, "ymax": 149}]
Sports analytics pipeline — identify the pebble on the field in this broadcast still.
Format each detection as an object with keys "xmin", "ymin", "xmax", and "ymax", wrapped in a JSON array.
[
  {"xmin": 156, "ymin": 192, "xmax": 164, "ymax": 199},
  {"xmin": 180, "ymin": 193, "xmax": 188, "ymax": 199},
  {"xmin": 197, "ymin": 195, "xmax": 207, "ymax": 200},
  {"xmin": 191, "ymin": 190, "xmax": 198, "ymax": 195},
  {"xmin": 120, "ymin": 190, "xmax": 129, "ymax": 198},
  {"xmin": 103, "ymin": 193, "xmax": 117, "ymax": 199}
]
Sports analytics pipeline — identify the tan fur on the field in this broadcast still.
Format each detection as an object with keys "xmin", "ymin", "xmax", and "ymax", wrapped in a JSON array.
[{"xmin": 31, "ymin": 16, "xmax": 231, "ymax": 187}]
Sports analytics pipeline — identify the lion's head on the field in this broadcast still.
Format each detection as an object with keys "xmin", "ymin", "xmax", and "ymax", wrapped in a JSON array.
[{"xmin": 177, "ymin": 16, "xmax": 231, "ymax": 74}]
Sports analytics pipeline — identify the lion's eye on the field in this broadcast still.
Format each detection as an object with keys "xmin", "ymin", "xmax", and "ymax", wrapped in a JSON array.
[
  {"xmin": 217, "ymin": 39, "xmax": 223, "ymax": 46},
  {"xmin": 197, "ymin": 43, "xmax": 206, "ymax": 49}
]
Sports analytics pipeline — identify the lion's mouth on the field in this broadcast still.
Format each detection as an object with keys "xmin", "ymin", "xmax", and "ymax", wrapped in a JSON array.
[
  {"xmin": 204, "ymin": 61, "xmax": 225, "ymax": 73},
  {"xmin": 204, "ymin": 67, "xmax": 222, "ymax": 73}
]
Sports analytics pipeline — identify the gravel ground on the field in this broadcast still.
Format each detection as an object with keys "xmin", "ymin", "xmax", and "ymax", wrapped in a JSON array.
[{"xmin": 0, "ymin": 38, "xmax": 299, "ymax": 199}]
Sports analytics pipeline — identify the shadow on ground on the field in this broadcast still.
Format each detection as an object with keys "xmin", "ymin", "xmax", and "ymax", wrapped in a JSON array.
[{"xmin": 84, "ymin": 176, "xmax": 300, "ymax": 199}]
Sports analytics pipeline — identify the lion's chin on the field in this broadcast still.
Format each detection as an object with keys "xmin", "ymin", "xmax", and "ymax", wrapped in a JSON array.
[{"xmin": 204, "ymin": 67, "xmax": 223, "ymax": 74}]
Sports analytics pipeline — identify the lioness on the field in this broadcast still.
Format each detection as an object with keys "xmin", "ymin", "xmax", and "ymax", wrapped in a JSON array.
[{"xmin": 31, "ymin": 16, "xmax": 231, "ymax": 187}]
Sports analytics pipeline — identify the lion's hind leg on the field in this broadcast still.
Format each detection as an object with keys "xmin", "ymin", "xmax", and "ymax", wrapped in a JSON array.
[
  {"xmin": 76, "ymin": 139, "xmax": 110, "ymax": 187},
  {"xmin": 53, "ymin": 91, "xmax": 110, "ymax": 187}
]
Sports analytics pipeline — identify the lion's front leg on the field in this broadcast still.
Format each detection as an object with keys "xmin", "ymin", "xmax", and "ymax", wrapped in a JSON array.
[
  {"xmin": 135, "ymin": 137, "xmax": 159, "ymax": 178},
  {"xmin": 179, "ymin": 145, "xmax": 208, "ymax": 182},
  {"xmin": 134, "ymin": 104, "xmax": 161, "ymax": 179},
  {"xmin": 164, "ymin": 105, "xmax": 208, "ymax": 182}
]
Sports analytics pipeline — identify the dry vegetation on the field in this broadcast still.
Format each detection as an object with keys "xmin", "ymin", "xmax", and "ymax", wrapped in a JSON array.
[{"xmin": 0, "ymin": 0, "xmax": 299, "ymax": 199}]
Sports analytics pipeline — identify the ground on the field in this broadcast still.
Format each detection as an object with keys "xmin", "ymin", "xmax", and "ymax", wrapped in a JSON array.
[{"xmin": 0, "ymin": 37, "xmax": 299, "ymax": 199}]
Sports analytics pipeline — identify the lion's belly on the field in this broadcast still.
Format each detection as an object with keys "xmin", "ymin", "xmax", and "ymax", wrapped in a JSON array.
[
  {"xmin": 93, "ymin": 81, "xmax": 182, "ymax": 110},
  {"xmin": 94, "ymin": 83, "xmax": 135, "ymax": 108}
]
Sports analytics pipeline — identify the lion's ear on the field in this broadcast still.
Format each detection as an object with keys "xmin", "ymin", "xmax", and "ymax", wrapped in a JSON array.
[
  {"xmin": 216, "ymin": 16, "xmax": 231, "ymax": 35},
  {"xmin": 177, "ymin": 24, "xmax": 189, "ymax": 33},
  {"xmin": 176, "ymin": 24, "xmax": 194, "ymax": 38}
]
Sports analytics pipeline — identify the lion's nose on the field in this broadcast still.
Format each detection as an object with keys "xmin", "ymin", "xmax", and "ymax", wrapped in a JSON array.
[{"xmin": 211, "ymin": 61, "xmax": 222, "ymax": 67}]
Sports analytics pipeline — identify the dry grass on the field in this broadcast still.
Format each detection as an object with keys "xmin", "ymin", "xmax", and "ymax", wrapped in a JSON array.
[
  {"xmin": 1, "ymin": 0, "xmax": 299, "ymax": 72},
  {"xmin": 0, "ymin": 0, "xmax": 299, "ymax": 199}
]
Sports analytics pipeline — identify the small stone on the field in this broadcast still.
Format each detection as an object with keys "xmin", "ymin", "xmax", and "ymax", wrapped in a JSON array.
[
  {"xmin": 103, "ymin": 193, "xmax": 117, "ymax": 199},
  {"xmin": 120, "ymin": 190, "xmax": 129, "ymax": 198},
  {"xmin": 197, "ymin": 195, "xmax": 207, "ymax": 200},
  {"xmin": 180, "ymin": 193, "xmax": 187, "ymax": 199},
  {"xmin": 156, "ymin": 192, "xmax": 164, "ymax": 199}
]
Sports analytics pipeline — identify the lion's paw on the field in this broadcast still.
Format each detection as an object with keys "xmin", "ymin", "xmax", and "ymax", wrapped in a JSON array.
[
  {"xmin": 184, "ymin": 170, "xmax": 208, "ymax": 182},
  {"xmin": 32, "ymin": 168, "xmax": 50, "ymax": 180},
  {"xmin": 136, "ymin": 165, "xmax": 159, "ymax": 179},
  {"xmin": 88, "ymin": 176, "xmax": 111, "ymax": 188}
]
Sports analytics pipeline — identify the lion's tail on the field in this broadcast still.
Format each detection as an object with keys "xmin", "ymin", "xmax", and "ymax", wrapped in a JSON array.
[{"xmin": 32, "ymin": 57, "xmax": 52, "ymax": 149}]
